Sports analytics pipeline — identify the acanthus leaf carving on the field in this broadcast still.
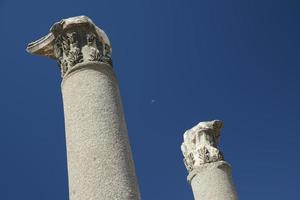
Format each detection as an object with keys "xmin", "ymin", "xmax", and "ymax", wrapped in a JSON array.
[
  {"xmin": 51, "ymin": 30, "xmax": 112, "ymax": 77},
  {"xmin": 101, "ymin": 43, "xmax": 113, "ymax": 66},
  {"xmin": 88, "ymin": 48, "xmax": 101, "ymax": 61},
  {"xmin": 67, "ymin": 32, "xmax": 83, "ymax": 67},
  {"xmin": 87, "ymin": 33, "xmax": 102, "ymax": 62},
  {"xmin": 197, "ymin": 146, "xmax": 210, "ymax": 164}
]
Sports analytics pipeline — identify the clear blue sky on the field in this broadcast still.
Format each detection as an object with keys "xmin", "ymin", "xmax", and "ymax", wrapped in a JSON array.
[{"xmin": 0, "ymin": 0, "xmax": 299, "ymax": 199}]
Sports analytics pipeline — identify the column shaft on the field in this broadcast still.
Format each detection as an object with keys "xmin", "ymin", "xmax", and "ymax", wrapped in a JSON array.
[
  {"xmin": 188, "ymin": 161, "xmax": 238, "ymax": 200},
  {"xmin": 62, "ymin": 62, "xmax": 140, "ymax": 200}
]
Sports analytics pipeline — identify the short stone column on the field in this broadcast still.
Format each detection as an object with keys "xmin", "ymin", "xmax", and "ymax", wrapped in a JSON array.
[
  {"xmin": 181, "ymin": 120, "xmax": 238, "ymax": 200},
  {"xmin": 27, "ymin": 16, "xmax": 140, "ymax": 200}
]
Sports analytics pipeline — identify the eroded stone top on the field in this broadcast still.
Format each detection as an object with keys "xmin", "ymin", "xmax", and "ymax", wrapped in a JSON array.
[
  {"xmin": 181, "ymin": 120, "xmax": 224, "ymax": 172},
  {"xmin": 26, "ymin": 16, "xmax": 112, "ymax": 77}
]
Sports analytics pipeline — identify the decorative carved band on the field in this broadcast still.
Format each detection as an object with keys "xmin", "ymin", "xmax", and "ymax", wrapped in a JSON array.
[
  {"xmin": 181, "ymin": 120, "xmax": 224, "ymax": 172},
  {"xmin": 27, "ymin": 16, "xmax": 112, "ymax": 77}
]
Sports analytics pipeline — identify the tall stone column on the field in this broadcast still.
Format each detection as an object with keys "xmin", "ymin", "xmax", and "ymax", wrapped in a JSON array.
[
  {"xmin": 27, "ymin": 16, "xmax": 140, "ymax": 200},
  {"xmin": 181, "ymin": 120, "xmax": 238, "ymax": 200}
]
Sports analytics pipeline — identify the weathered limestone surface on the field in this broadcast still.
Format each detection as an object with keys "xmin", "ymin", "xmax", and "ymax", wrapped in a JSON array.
[
  {"xmin": 27, "ymin": 16, "xmax": 140, "ymax": 200},
  {"xmin": 181, "ymin": 120, "xmax": 238, "ymax": 200}
]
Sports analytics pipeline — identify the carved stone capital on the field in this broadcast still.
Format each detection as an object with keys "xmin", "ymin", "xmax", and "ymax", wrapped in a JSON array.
[
  {"xmin": 181, "ymin": 120, "xmax": 224, "ymax": 172},
  {"xmin": 26, "ymin": 16, "xmax": 112, "ymax": 77}
]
